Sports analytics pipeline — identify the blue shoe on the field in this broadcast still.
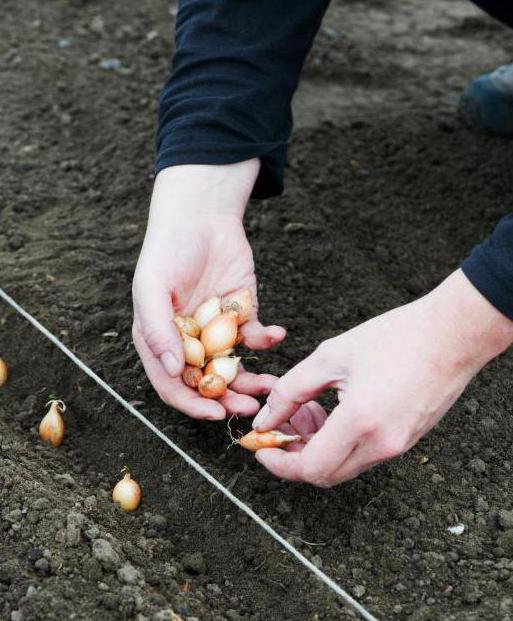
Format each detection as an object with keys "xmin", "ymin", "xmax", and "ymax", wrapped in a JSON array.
[{"xmin": 459, "ymin": 63, "xmax": 513, "ymax": 136}]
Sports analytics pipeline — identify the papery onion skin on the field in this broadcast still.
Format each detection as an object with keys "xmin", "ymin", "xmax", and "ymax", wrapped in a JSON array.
[
  {"xmin": 174, "ymin": 315, "xmax": 200, "ymax": 338},
  {"xmin": 182, "ymin": 365, "xmax": 203, "ymax": 388},
  {"xmin": 198, "ymin": 373, "xmax": 227, "ymax": 399},
  {"xmin": 239, "ymin": 430, "xmax": 301, "ymax": 452},
  {"xmin": 0, "ymin": 358, "xmax": 7, "ymax": 387},
  {"xmin": 112, "ymin": 473, "xmax": 142, "ymax": 512},
  {"xmin": 183, "ymin": 334, "xmax": 205, "ymax": 367},
  {"xmin": 193, "ymin": 296, "xmax": 221, "ymax": 329},
  {"xmin": 39, "ymin": 401, "xmax": 65, "ymax": 448},
  {"xmin": 204, "ymin": 356, "xmax": 240, "ymax": 385},
  {"xmin": 212, "ymin": 348, "xmax": 235, "ymax": 359},
  {"xmin": 222, "ymin": 289, "xmax": 253, "ymax": 326},
  {"xmin": 200, "ymin": 311, "xmax": 238, "ymax": 358}
]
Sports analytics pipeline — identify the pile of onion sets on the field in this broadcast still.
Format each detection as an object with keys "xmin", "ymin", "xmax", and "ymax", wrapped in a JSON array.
[{"xmin": 175, "ymin": 289, "xmax": 253, "ymax": 400}]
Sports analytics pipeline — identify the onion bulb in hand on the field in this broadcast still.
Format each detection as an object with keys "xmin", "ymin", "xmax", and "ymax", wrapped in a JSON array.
[
  {"xmin": 198, "ymin": 373, "xmax": 227, "ymax": 399},
  {"xmin": 201, "ymin": 311, "xmax": 238, "ymax": 358},
  {"xmin": 222, "ymin": 289, "xmax": 253, "ymax": 326}
]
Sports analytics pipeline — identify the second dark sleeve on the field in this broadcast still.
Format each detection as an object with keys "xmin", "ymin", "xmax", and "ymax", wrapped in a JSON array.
[
  {"xmin": 462, "ymin": 215, "xmax": 513, "ymax": 320},
  {"xmin": 156, "ymin": 0, "xmax": 329, "ymax": 199}
]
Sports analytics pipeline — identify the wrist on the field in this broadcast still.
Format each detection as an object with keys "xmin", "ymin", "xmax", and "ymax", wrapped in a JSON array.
[
  {"xmin": 152, "ymin": 160, "xmax": 260, "ymax": 219},
  {"xmin": 427, "ymin": 269, "xmax": 513, "ymax": 370}
]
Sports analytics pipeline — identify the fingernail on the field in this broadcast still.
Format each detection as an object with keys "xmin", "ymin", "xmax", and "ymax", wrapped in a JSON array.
[
  {"xmin": 252, "ymin": 403, "xmax": 270, "ymax": 430},
  {"xmin": 160, "ymin": 351, "xmax": 181, "ymax": 377}
]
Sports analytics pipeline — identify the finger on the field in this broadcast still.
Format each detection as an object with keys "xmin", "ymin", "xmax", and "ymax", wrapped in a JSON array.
[
  {"xmin": 276, "ymin": 421, "xmax": 305, "ymax": 452},
  {"xmin": 229, "ymin": 368, "xmax": 277, "ymax": 396},
  {"xmin": 253, "ymin": 345, "xmax": 340, "ymax": 431},
  {"xmin": 219, "ymin": 389, "xmax": 261, "ymax": 417},
  {"xmin": 239, "ymin": 319, "xmax": 286, "ymax": 351},
  {"xmin": 289, "ymin": 401, "xmax": 327, "ymax": 440},
  {"xmin": 133, "ymin": 283, "xmax": 184, "ymax": 377},
  {"xmin": 256, "ymin": 404, "xmax": 358, "ymax": 485},
  {"xmin": 133, "ymin": 326, "xmax": 225, "ymax": 420}
]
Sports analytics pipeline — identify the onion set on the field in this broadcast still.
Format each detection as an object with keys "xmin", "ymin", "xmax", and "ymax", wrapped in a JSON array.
[
  {"xmin": 0, "ymin": 357, "xmax": 7, "ymax": 387},
  {"xmin": 238, "ymin": 430, "xmax": 301, "ymax": 451},
  {"xmin": 112, "ymin": 472, "xmax": 142, "ymax": 512},
  {"xmin": 39, "ymin": 400, "xmax": 66, "ymax": 447},
  {"xmin": 198, "ymin": 373, "xmax": 227, "ymax": 400}
]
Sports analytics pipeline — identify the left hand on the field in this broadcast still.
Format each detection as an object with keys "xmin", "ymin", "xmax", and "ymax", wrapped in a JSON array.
[{"xmin": 252, "ymin": 269, "xmax": 513, "ymax": 487}]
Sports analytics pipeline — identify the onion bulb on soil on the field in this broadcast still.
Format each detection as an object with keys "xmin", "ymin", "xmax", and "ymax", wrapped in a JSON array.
[
  {"xmin": 182, "ymin": 364, "xmax": 203, "ymax": 388},
  {"xmin": 201, "ymin": 311, "xmax": 238, "ymax": 358},
  {"xmin": 112, "ymin": 472, "xmax": 141, "ymax": 512},
  {"xmin": 174, "ymin": 315, "xmax": 200, "ymax": 338},
  {"xmin": 222, "ymin": 289, "xmax": 253, "ymax": 326},
  {"xmin": 238, "ymin": 430, "xmax": 301, "ymax": 452},
  {"xmin": 198, "ymin": 373, "xmax": 227, "ymax": 399},
  {"xmin": 183, "ymin": 334, "xmax": 205, "ymax": 367},
  {"xmin": 193, "ymin": 296, "xmax": 221, "ymax": 329},
  {"xmin": 39, "ymin": 400, "xmax": 66, "ymax": 447},
  {"xmin": 204, "ymin": 356, "xmax": 240, "ymax": 385},
  {"xmin": 0, "ymin": 357, "xmax": 7, "ymax": 387}
]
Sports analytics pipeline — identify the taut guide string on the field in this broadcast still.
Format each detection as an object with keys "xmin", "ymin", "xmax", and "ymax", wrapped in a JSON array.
[{"xmin": 0, "ymin": 287, "xmax": 380, "ymax": 621}]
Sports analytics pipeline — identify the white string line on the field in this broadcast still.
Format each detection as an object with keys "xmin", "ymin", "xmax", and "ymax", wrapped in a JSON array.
[{"xmin": 0, "ymin": 287, "xmax": 380, "ymax": 621}]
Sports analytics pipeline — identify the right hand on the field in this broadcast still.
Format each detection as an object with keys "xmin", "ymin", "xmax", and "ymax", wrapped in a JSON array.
[{"xmin": 132, "ymin": 161, "xmax": 286, "ymax": 420}]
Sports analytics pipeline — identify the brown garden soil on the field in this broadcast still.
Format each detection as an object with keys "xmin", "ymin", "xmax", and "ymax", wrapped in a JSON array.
[{"xmin": 2, "ymin": 1, "xmax": 513, "ymax": 620}]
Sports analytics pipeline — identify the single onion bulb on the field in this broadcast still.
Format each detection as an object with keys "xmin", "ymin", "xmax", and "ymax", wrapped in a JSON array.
[
  {"xmin": 222, "ymin": 289, "xmax": 253, "ymax": 326},
  {"xmin": 112, "ymin": 472, "xmax": 142, "ymax": 512},
  {"xmin": 39, "ymin": 400, "xmax": 66, "ymax": 447},
  {"xmin": 198, "ymin": 373, "xmax": 227, "ymax": 399},
  {"xmin": 200, "ymin": 311, "xmax": 238, "ymax": 358}
]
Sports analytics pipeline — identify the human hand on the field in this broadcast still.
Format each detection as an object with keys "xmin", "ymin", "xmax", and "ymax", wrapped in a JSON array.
[
  {"xmin": 132, "ymin": 161, "xmax": 286, "ymax": 420},
  {"xmin": 252, "ymin": 269, "xmax": 513, "ymax": 486}
]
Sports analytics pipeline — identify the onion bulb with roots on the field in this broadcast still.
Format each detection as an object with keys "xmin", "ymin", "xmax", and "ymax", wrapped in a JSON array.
[
  {"xmin": 193, "ymin": 296, "xmax": 221, "ymax": 329},
  {"xmin": 198, "ymin": 373, "xmax": 227, "ymax": 399},
  {"xmin": 174, "ymin": 315, "xmax": 200, "ymax": 338},
  {"xmin": 182, "ymin": 364, "xmax": 203, "ymax": 388},
  {"xmin": 238, "ymin": 430, "xmax": 301, "ymax": 452},
  {"xmin": 39, "ymin": 400, "xmax": 66, "ymax": 447},
  {"xmin": 112, "ymin": 472, "xmax": 141, "ymax": 512},
  {"xmin": 204, "ymin": 356, "xmax": 240, "ymax": 385},
  {"xmin": 182, "ymin": 334, "xmax": 205, "ymax": 367},
  {"xmin": 222, "ymin": 289, "xmax": 253, "ymax": 326},
  {"xmin": 200, "ymin": 311, "xmax": 238, "ymax": 358},
  {"xmin": 0, "ymin": 357, "xmax": 7, "ymax": 387}
]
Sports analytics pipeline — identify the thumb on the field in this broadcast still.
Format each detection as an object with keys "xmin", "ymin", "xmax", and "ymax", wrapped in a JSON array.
[
  {"xmin": 133, "ymin": 282, "xmax": 184, "ymax": 377},
  {"xmin": 253, "ymin": 342, "xmax": 339, "ymax": 431}
]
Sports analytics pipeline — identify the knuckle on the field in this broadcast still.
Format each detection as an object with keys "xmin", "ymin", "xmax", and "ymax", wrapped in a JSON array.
[
  {"xmin": 313, "ymin": 339, "xmax": 336, "ymax": 364},
  {"xmin": 377, "ymin": 434, "xmax": 407, "ymax": 460}
]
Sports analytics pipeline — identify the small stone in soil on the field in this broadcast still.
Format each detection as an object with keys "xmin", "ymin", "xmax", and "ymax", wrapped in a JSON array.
[
  {"xmin": 498, "ymin": 509, "xmax": 513, "ymax": 530},
  {"xmin": 182, "ymin": 552, "xmax": 206, "ymax": 575},
  {"xmin": 92, "ymin": 538, "xmax": 121, "ymax": 571},
  {"xmin": 117, "ymin": 562, "xmax": 143, "ymax": 585}
]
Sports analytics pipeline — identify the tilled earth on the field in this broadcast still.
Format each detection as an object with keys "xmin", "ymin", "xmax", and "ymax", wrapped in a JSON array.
[{"xmin": 2, "ymin": 1, "xmax": 513, "ymax": 620}]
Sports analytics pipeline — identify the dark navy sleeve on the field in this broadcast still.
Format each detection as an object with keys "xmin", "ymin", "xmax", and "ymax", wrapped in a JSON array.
[
  {"xmin": 462, "ymin": 215, "xmax": 513, "ymax": 319},
  {"xmin": 156, "ymin": 0, "xmax": 329, "ymax": 199},
  {"xmin": 471, "ymin": 1, "xmax": 513, "ymax": 29}
]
